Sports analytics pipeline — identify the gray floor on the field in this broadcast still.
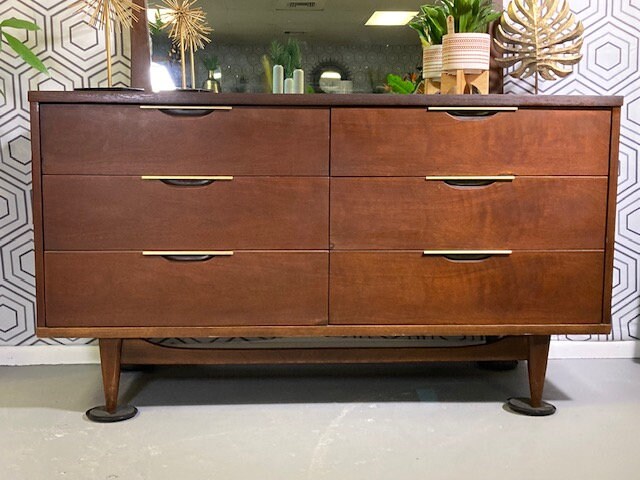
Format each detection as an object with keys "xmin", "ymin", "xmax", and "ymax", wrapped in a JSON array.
[{"xmin": 1, "ymin": 359, "xmax": 639, "ymax": 479}]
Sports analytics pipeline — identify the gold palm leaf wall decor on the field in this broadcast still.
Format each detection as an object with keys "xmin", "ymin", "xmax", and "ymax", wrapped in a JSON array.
[
  {"xmin": 73, "ymin": 0, "xmax": 142, "ymax": 87},
  {"xmin": 494, "ymin": 0, "xmax": 584, "ymax": 94},
  {"xmin": 161, "ymin": 0, "xmax": 212, "ymax": 88}
]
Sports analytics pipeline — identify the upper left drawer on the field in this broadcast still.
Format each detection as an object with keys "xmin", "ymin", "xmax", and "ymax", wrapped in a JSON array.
[{"xmin": 39, "ymin": 104, "xmax": 330, "ymax": 175}]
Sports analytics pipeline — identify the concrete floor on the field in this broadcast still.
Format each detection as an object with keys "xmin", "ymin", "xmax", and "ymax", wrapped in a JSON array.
[{"xmin": 1, "ymin": 359, "xmax": 639, "ymax": 479}]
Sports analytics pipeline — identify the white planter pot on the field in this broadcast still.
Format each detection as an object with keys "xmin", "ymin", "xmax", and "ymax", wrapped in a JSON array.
[
  {"xmin": 442, "ymin": 33, "xmax": 491, "ymax": 72},
  {"xmin": 422, "ymin": 44, "xmax": 443, "ymax": 80}
]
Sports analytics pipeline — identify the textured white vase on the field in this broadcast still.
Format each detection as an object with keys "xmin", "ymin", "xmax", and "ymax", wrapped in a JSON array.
[
  {"xmin": 272, "ymin": 65, "xmax": 284, "ymax": 94},
  {"xmin": 293, "ymin": 69, "xmax": 304, "ymax": 94},
  {"xmin": 442, "ymin": 33, "xmax": 491, "ymax": 72},
  {"xmin": 423, "ymin": 44, "xmax": 443, "ymax": 79},
  {"xmin": 284, "ymin": 77, "xmax": 294, "ymax": 94}
]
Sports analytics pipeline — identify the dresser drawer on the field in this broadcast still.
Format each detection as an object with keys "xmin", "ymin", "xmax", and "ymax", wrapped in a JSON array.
[
  {"xmin": 331, "ymin": 177, "xmax": 607, "ymax": 249},
  {"xmin": 44, "ymin": 252, "xmax": 328, "ymax": 327},
  {"xmin": 331, "ymin": 108, "xmax": 611, "ymax": 176},
  {"xmin": 330, "ymin": 252, "xmax": 603, "ymax": 325},
  {"xmin": 40, "ymin": 105, "xmax": 329, "ymax": 175},
  {"xmin": 43, "ymin": 176, "xmax": 328, "ymax": 250}
]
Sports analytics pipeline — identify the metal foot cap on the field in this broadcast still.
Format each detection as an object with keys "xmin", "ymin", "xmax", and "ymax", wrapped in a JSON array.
[
  {"xmin": 86, "ymin": 405, "xmax": 138, "ymax": 423},
  {"xmin": 507, "ymin": 397, "xmax": 556, "ymax": 416}
]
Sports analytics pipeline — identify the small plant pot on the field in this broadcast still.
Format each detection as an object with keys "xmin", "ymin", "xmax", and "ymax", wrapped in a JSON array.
[
  {"xmin": 442, "ymin": 32, "xmax": 491, "ymax": 72},
  {"xmin": 422, "ymin": 44, "xmax": 443, "ymax": 80}
]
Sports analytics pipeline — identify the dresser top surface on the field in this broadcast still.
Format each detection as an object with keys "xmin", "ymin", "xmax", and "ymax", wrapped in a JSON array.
[{"xmin": 28, "ymin": 91, "xmax": 623, "ymax": 108}]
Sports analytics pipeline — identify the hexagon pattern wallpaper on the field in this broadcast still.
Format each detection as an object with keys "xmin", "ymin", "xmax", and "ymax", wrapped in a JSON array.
[{"xmin": 0, "ymin": 0, "xmax": 639, "ymax": 346}]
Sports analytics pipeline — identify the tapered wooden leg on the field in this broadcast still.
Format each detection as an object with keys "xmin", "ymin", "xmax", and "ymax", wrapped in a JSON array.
[
  {"xmin": 507, "ymin": 335, "xmax": 556, "ymax": 416},
  {"xmin": 86, "ymin": 339, "xmax": 138, "ymax": 422}
]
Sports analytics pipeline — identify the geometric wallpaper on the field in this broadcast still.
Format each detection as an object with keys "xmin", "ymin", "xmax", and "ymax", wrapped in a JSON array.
[
  {"xmin": 0, "ymin": 0, "xmax": 638, "ymax": 346},
  {"xmin": 0, "ymin": 0, "xmax": 130, "ymax": 345},
  {"xmin": 504, "ymin": 0, "xmax": 640, "ymax": 341}
]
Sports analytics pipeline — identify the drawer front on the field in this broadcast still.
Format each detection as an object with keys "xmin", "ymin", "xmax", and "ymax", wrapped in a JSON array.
[
  {"xmin": 44, "ymin": 176, "xmax": 329, "ymax": 250},
  {"xmin": 331, "ymin": 177, "xmax": 607, "ymax": 249},
  {"xmin": 331, "ymin": 108, "xmax": 611, "ymax": 176},
  {"xmin": 45, "ymin": 252, "xmax": 328, "ymax": 327},
  {"xmin": 330, "ymin": 252, "xmax": 603, "ymax": 325},
  {"xmin": 40, "ymin": 105, "xmax": 329, "ymax": 175}
]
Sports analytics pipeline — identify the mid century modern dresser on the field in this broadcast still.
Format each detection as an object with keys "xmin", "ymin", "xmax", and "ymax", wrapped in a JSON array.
[{"xmin": 29, "ymin": 92, "xmax": 622, "ymax": 420}]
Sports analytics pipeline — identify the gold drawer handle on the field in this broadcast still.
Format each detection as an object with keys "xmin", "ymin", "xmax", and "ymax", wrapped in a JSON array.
[
  {"xmin": 140, "ymin": 105, "xmax": 232, "ymax": 117},
  {"xmin": 143, "ymin": 251, "xmax": 234, "ymax": 262},
  {"xmin": 140, "ymin": 105, "xmax": 232, "ymax": 110},
  {"xmin": 423, "ymin": 250, "xmax": 512, "ymax": 261},
  {"xmin": 427, "ymin": 106, "xmax": 518, "ymax": 118},
  {"xmin": 425, "ymin": 175, "xmax": 515, "ymax": 187},
  {"xmin": 427, "ymin": 107, "xmax": 518, "ymax": 112},
  {"xmin": 141, "ymin": 176, "xmax": 233, "ymax": 187}
]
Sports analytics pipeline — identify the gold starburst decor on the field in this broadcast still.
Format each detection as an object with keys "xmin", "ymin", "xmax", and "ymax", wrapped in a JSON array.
[
  {"xmin": 162, "ymin": 0, "xmax": 212, "ymax": 88},
  {"xmin": 73, "ymin": 0, "xmax": 142, "ymax": 87},
  {"xmin": 494, "ymin": 0, "xmax": 584, "ymax": 94}
]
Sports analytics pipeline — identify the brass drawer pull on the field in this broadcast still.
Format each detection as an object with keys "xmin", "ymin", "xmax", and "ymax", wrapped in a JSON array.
[
  {"xmin": 427, "ymin": 107, "xmax": 518, "ymax": 112},
  {"xmin": 141, "ymin": 175, "xmax": 233, "ymax": 187},
  {"xmin": 425, "ymin": 175, "xmax": 515, "ymax": 187},
  {"xmin": 427, "ymin": 106, "xmax": 518, "ymax": 118},
  {"xmin": 140, "ymin": 105, "xmax": 233, "ymax": 117},
  {"xmin": 143, "ymin": 251, "xmax": 234, "ymax": 262},
  {"xmin": 423, "ymin": 250, "xmax": 512, "ymax": 261}
]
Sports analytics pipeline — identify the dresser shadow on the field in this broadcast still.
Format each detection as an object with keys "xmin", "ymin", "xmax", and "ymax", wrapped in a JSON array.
[{"xmin": 119, "ymin": 362, "xmax": 569, "ymax": 408}]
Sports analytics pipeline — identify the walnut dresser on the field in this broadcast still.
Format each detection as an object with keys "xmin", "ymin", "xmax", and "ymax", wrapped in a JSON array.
[{"xmin": 29, "ymin": 92, "xmax": 622, "ymax": 421}]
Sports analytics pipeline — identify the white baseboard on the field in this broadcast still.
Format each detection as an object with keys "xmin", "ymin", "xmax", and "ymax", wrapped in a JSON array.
[
  {"xmin": 0, "ymin": 345, "xmax": 100, "ymax": 366},
  {"xmin": 1, "ymin": 340, "xmax": 639, "ymax": 366},
  {"xmin": 548, "ymin": 341, "xmax": 640, "ymax": 359}
]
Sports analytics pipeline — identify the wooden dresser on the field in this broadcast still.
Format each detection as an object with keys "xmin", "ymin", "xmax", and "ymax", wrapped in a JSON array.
[{"xmin": 29, "ymin": 92, "xmax": 622, "ymax": 421}]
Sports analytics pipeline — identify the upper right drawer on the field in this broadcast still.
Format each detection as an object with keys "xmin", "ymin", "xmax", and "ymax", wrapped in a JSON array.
[{"xmin": 331, "ymin": 108, "xmax": 612, "ymax": 176}]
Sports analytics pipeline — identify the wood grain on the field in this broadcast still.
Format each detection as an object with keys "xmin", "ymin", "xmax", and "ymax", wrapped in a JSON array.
[
  {"xmin": 44, "ymin": 252, "xmax": 328, "ymax": 328},
  {"xmin": 40, "ymin": 105, "xmax": 329, "ymax": 175},
  {"xmin": 331, "ymin": 177, "xmax": 608, "ymax": 250},
  {"xmin": 36, "ymin": 323, "xmax": 612, "ymax": 339},
  {"xmin": 330, "ymin": 251, "xmax": 604, "ymax": 325},
  {"xmin": 120, "ymin": 336, "xmax": 530, "ymax": 365},
  {"xmin": 27, "ymin": 91, "xmax": 624, "ymax": 108},
  {"xmin": 331, "ymin": 109, "xmax": 612, "ymax": 176},
  {"xmin": 29, "ymin": 102, "xmax": 47, "ymax": 328},
  {"xmin": 44, "ymin": 176, "xmax": 329, "ymax": 250},
  {"xmin": 602, "ymin": 107, "xmax": 621, "ymax": 329},
  {"xmin": 527, "ymin": 335, "xmax": 551, "ymax": 408},
  {"xmin": 99, "ymin": 339, "xmax": 123, "ymax": 413}
]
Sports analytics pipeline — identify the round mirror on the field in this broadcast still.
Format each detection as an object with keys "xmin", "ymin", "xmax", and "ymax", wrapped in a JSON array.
[{"xmin": 311, "ymin": 60, "xmax": 351, "ymax": 94}]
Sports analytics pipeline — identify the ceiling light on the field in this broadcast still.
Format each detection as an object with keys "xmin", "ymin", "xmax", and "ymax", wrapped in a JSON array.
[{"xmin": 365, "ymin": 11, "xmax": 418, "ymax": 26}]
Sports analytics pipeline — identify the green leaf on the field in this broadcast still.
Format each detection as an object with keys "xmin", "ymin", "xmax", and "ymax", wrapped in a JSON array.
[
  {"xmin": 2, "ymin": 31, "xmax": 49, "ymax": 75},
  {"xmin": 386, "ymin": 74, "xmax": 414, "ymax": 94},
  {"xmin": 0, "ymin": 18, "xmax": 40, "ymax": 30}
]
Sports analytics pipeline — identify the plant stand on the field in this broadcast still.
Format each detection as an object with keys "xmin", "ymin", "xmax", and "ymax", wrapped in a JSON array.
[
  {"xmin": 441, "ymin": 69, "xmax": 489, "ymax": 94},
  {"xmin": 425, "ymin": 78, "xmax": 441, "ymax": 94}
]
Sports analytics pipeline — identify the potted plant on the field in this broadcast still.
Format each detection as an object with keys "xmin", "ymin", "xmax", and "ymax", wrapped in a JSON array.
[
  {"xmin": 441, "ymin": 0, "xmax": 502, "ymax": 74},
  {"xmin": 409, "ymin": 4, "xmax": 448, "ymax": 82}
]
